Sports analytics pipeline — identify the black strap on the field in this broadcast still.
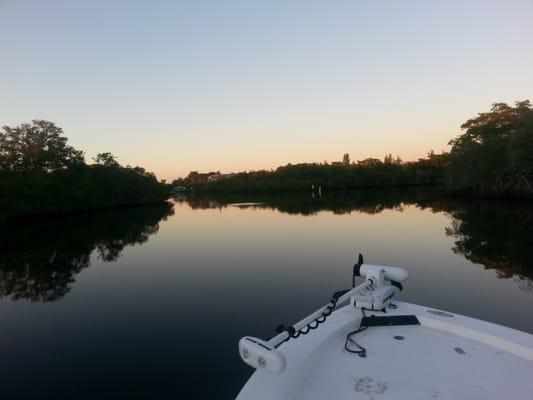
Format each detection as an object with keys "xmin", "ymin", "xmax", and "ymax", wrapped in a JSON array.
[{"xmin": 353, "ymin": 253, "xmax": 364, "ymax": 287}]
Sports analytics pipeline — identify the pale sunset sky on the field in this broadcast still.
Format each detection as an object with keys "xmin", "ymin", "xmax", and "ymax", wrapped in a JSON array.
[{"xmin": 1, "ymin": 0, "xmax": 532, "ymax": 180}]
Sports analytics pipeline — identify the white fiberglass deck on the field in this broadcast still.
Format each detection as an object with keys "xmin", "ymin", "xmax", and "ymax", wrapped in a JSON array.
[{"xmin": 237, "ymin": 302, "xmax": 533, "ymax": 400}]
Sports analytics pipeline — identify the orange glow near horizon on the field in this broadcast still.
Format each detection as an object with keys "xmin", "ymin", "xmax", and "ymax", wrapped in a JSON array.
[{"xmin": 1, "ymin": 1, "xmax": 532, "ymax": 181}]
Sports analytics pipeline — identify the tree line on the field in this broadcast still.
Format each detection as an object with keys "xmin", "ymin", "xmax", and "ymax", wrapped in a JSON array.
[
  {"xmin": 178, "ymin": 154, "xmax": 446, "ymax": 193},
  {"xmin": 0, "ymin": 120, "xmax": 170, "ymax": 221},
  {"xmin": 447, "ymin": 100, "xmax": 532, "ymax": 197},
  {"xmin": 174, "ymin": 100, "xmax": 532, "ymax": 198}
]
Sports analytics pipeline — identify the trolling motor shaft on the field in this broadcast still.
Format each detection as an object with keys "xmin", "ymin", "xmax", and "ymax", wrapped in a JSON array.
[{"xmin": 239, "ymin": 259, "xmax": 409, "ymax": 374}]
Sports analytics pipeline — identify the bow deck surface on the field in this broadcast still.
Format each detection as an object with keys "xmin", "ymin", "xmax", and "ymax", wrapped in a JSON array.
[{"xmin": 237, "ymin": 301, "xmax": 533, "ymax": 400}]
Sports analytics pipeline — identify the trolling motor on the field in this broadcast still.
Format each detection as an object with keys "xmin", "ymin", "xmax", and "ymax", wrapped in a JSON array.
[
  {"xmin": 351, "ymin": 254, "xmax": 408, "ymax": 310},
  {"xmin": 238, "ymin": 254, "xmax": 409, "ymax": 374}
]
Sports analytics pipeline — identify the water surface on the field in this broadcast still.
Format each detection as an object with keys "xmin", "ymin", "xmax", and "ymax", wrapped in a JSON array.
[{"xmin": 0, "ymin": 190, "xmax": 532, "ymax": 398}]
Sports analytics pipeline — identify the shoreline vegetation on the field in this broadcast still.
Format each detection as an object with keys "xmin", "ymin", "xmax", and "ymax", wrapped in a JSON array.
[
  {"xmin": 173, "ymin": 101, "xmax": 532, "ymax": 199},
  {"xmin": 0, "ymin": 121, "xmax": 170, "ymax": 222},
  {"xmin": 1, "ymin": 100, "xmax": 531, "ymax": 221}
]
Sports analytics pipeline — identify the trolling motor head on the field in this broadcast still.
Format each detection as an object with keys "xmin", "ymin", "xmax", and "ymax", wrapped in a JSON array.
[
  {"xmin": 352, "ymin": 254, "xmax": 408, "ymax": 310},
  {"xmin": 239, "ymin": 337, "xmax": 286, "ymax": 373}
]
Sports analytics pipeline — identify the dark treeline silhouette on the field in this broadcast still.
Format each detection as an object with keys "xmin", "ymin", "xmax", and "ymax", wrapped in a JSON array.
[
  {"xmin": 175, "ymin": 152, "xmax": 447, "ymax": 193},
  {"xmin": 0, "ymin": 120, "xmax": 170, "ymax": 221},
  {"xmin": 0, "ymin": 204, "xmax": 173, "ymax": 302},
  {"xmin": 174, "ymin": 100, "xmax": 532, "ymax": 198},
  {"xmin": 447, "ymin": 100, "xmax": 533, "ymax": 197},
  {"xmin": 176, "ymin": 190, "xmax": 533, "ymax": 290}
]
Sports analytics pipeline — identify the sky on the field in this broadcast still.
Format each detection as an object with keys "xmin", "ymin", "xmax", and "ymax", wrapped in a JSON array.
[{"xmin": 1, "ymin": 0, "xmax": 532, "ymax": 180}]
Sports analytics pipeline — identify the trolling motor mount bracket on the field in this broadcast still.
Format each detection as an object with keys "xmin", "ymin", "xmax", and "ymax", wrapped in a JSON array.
[{"xmin": 352, "ymin": 264, "xmax": 408, "ymax": 310}]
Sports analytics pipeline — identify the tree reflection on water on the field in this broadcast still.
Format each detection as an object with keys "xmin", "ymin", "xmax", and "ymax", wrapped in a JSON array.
[
  {"xmin": 443, "ymin": 201, "xmax": 533, "ymax": 291},
  {"xmin": 177, "ymin": 190, "xmax": 533, "ymax": 291},
  {"xmin": 1, "ymin": 191, "xmax": 531, "ymax": 304},
  {"xmin": 0, "ymin": 205, "xmax": 174, "ymax": 302}
]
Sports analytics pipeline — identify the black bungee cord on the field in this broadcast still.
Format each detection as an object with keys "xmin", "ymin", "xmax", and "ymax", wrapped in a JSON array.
[{"xmin": 274, "ymin": 288, "xmax": 349, "ymax": 346}]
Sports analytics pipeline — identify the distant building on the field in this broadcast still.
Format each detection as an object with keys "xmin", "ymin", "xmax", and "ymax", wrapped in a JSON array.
[
  {"xmin": 208, "ymin": 173, "xmax": 222, "ymax": 182},
  {"xmin": 207, "ymin": 172, "xmax": 236, "ymax": 182}
]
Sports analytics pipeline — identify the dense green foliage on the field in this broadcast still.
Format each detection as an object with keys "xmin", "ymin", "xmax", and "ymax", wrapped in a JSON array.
[
  {"xmin": 447, "ymin": 100, "xmax": 533, "ymax": 197},
  {"xmin": 0, "ymin": 120, "xmax": 169, "ymax": 220},
  {"xmin": 0, "ymin": 120, "xmax": 84, "ymax": 171},
  {"xmin": 176, "ymin": 154, "xmax": 447, "ymax": 192},
  {"xmin": 0, "ymin": 165, "xmax": 169, "ymax": 219}
]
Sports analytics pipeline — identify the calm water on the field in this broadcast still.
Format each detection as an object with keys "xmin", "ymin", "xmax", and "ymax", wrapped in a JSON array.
[{"xmin": 0, "ymin": 190, "xmax": 532, "ymax": 399}]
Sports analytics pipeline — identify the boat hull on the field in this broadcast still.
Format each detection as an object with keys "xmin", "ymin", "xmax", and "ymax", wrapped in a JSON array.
[{"xmin": 237, "ymin": 301, "xmax": 533, "ymax": 400}]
